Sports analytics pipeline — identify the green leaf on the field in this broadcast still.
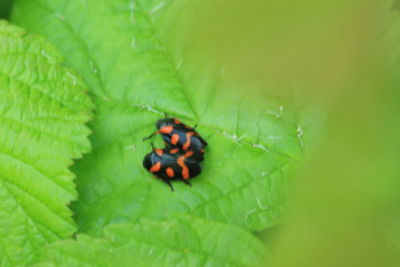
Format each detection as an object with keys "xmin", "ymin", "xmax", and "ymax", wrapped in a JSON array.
[
  {"xmin": 12, "ymin": 0, "xmax": 318, "ymax": 233},
  {"xmin": 37, "ymin": 214, "xmax": 267, "ymax": 267},
  {"xmin": 0, "ymin": 21, "xmax": 92, "ymax": 265}
]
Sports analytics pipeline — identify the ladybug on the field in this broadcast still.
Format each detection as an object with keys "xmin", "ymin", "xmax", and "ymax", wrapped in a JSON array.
[
  {"xmin": 143, "ymin": 117, "xmax": 207, "ymax": 160},
  {"xmin": 143, "ymin": 145, "xmax": 202, "ymax": 191}
]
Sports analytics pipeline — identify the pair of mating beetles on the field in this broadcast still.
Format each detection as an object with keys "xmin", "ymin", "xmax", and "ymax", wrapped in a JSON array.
[{"xmin": 143, "ymin": 117, "xmax": 208, "ymax": 191}]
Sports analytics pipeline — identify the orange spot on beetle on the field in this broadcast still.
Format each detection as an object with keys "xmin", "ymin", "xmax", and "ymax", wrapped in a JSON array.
[
  {"xmin": 171, "ymin": 134, "xmax": 179, "ymax": 145},
  {"xmin": 200, "ymin": 148, "xmax": 205, "ymax": 153},
  {"xmin": 185, "ymin": 151, "xmax": 194, "ymax": 158},
  {"xmin": 174, "ymin": 118, "xmax": 181, "ymax": 124},
  {"xmin": 155, "ymin": 149, "xmax": 163, "ymax": 156},
  {"xmin": 160, "ymin": 125, "xmax": 173, "ymax": 134},
  {"xmin": 177, "ymin": 156, "xmax": 189, "ymax": 179},
  {"xmin": 150, "ymin": 161, "xmax": 161, "ymax": 173},
  {"xmin": 182, "ymin": 132, "xmax": 194, "ymax": 150},
  {"xmin": 170, "ymin": 148, "xmax": 179, "ymax": 154},
  {"xmin": 166, "ymin": 167, "xmax": 174, "ymax": 178}
]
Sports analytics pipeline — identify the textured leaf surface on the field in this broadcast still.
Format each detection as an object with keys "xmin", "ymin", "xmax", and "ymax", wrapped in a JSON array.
[
  {"xmin": 37, "ymin": 214, "xmax": 267, "ymax": 267},
  {"xmin": 0, "ymin": 21, "xmax": 92, "ymax": 265},
  {"xmin": 12, "ymin": 0, "xmax": 318, "ymax": 234}
]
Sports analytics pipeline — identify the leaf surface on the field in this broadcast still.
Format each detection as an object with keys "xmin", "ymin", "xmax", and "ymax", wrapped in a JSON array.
[
  {"xmin": 12, "ymin": 0, "xmax": 318, "ymax": 233},
  {"xmin": 36, "ymin": 214, "xmax": 267, "ymax": 267},
  {"xmin": 0, "ymin": 20, "xmax": 92, "ymax": 265}
]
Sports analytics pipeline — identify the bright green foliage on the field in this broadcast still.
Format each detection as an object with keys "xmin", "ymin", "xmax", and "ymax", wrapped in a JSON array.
[
  {"xmin": 11, "ymin": 0, "xmax": 318, "ymax": 235},
  {"xmin": 36, "ymin": 214, "xmax": 267, "ymax": 267},
  {"xmin": 0, "ymin": 21, "xmax": 92, "ymax": 265}
]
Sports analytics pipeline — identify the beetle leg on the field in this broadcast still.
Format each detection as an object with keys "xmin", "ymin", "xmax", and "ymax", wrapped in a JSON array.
[
  {"xmin": 160, "ymin": 177, "xmax": 174, "ymax": 192},
  {"xmin": 182, "ymin": 179, "xmax": 192, "ymax": 187}
]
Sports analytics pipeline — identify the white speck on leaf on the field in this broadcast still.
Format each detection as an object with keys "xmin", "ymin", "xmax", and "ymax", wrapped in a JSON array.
[
  {"xmin": 297, "ymin": 123, "xmax": 304, "ymax": 147},
  {"xmin": 176, "ymin": 58, "xmax": 183, "ymax": 69},
  {"xmin": 129, "ymin": 0, "xmax": 136, "ymax": 23},
  {"xmin": 125, "ymin": 145, "xmax": 136, "ymax": 151},
  {"xmin": 41, "ymin": 50, "xmax": 56, "ymax": 64},
  {"xmin": 131, "ymin": 104, "xmax": 164, "ymax": 115},
  {"xmin": 220, "ymin": 65, "xmax": 225, "ymax": 76},
  {"xmin": 222, "ymin": 131, "xmax": 246, "ymax": 143},
  {"xmin": 89, "ymin": 60, "xmax": 98, "ymax": 74},
  {"xmin": 66, "ymin": 72, "xmax": 77, "ymax": 86},
  {"xmin": 278, "ymin": 105, "xmax": 283, "ymax": 118},
  {"xmin": 131, "ymin": 37, "xmax": 137, "ymax": 48},
  {"xmin": 245, "ymin": 209, "xmax": 257, "ymax": 221},
  {"xmin": 150, "ymin": 2, "xmax": 165, "ymax": 14},
  {"xmin": 265, "ymin": 105, "xmax": 284, "ymax": 118},
  {"xmin": 253, "ymin": 144, "xmax": 269, "ymax": 151},
  {"xmin": 257, "ymin": 198, "xmax": 268, "ymax": 210}
]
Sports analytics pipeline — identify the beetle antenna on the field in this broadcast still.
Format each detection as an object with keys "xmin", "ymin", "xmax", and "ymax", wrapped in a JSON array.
[
  {"xmin": 183, "ymin": 180, "xmax": 192, "ymax": 187},
  {"xmin": 161, "ymin": 177, "xmax": 174, "ymax": 192},
  {"xmin": 142, "ymin": 132, "xmax": 155, "ymax": 141}
]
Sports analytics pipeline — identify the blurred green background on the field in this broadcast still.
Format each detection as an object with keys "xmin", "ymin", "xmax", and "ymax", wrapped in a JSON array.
[{"xmin": 3, "ymin": 0, "xmax": 400, "ymax": 266}]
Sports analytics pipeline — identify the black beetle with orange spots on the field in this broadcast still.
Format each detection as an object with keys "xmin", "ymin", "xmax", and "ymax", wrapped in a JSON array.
[
  {"xmin": 143, "ymin": 146, "xmax": 202, "ymax": 191},
  {"xmin": 143, "ymin": 117, "xmax": 207, "ymax": 161},
  {"xmin": 142, "ymin": 117, "xmax": 208, "ymax": 191}
]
